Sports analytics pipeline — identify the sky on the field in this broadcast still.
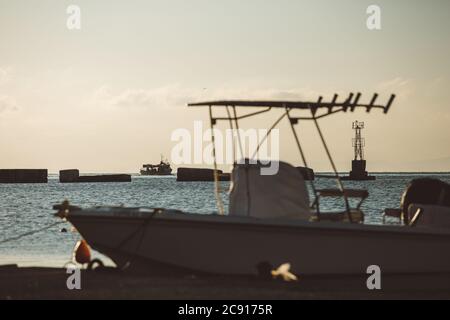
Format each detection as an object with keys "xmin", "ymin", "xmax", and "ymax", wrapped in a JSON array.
[{"xmin": 0, "ymin": 0, "xmax": 449, "ymax": 173}]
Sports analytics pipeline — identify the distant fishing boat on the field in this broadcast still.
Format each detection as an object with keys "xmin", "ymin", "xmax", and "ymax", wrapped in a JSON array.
[
  {"xmin": 53, "ymin": 92, "xmax": 450, "ymax": 276},
  {"xmin": 140, "ymin": 157, "xmax": 172, "ymax": 176}
]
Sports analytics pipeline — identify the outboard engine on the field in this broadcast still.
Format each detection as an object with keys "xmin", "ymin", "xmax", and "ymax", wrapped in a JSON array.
[{"xmin": 400, "ymin": 178, "xmax": 450, "ymax": 224}]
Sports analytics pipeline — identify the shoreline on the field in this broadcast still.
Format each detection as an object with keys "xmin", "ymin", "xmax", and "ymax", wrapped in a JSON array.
[{"xmin": 1, "ymin": 265, "xmax": 450, "ymax": 299}]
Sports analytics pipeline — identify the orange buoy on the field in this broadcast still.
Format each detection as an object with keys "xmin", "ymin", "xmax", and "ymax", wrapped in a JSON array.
[{"xmin": 73, "ymin": 240, "xmax": 91, "ymax": 264}]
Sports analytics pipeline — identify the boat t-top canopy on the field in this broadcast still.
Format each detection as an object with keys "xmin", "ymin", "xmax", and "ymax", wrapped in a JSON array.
[
  {"xmin": 188, "ymin": 93, "xmax": 395, "ymax": 119},
  {"xmin": 187, "ymin": 92, "xmax": 396, "ymax": 221}
]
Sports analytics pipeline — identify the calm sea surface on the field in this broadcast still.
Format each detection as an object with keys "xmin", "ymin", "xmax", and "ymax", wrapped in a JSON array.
[{"xmin": 1, "ymin": 173, "xmax": 449, "ymax": 267}]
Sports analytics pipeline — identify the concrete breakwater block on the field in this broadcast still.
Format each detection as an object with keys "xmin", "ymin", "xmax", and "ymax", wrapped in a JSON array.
[
  {"xmin": 177, "ymin": 168, "xmax": 230, "ymax": 182},
  {"xmin": 177, "ymin": 167, "xmax": 310, "ymax": 182},
  {"xmin": 59, "ymin": 169, "xmax": 80, "ymax": 183},
  {"xmin": 76, "ymin": 174, "xmax": 131, "ymax": 183},
  {"xmin": 0, "ymin": 169, "xmax": 48, "ymax": 183},
  {"xmin": 59, "ymin": 169, "xmax": 131, "ymax": 183}
]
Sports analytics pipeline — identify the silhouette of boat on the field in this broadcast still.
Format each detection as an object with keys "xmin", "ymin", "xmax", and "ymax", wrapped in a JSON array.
[
  {"xmin": 54, "ymin": 93, "xmax": 450, "ymax": 276},
  {"xmin": 140, "ymin": 157, "xmax": 172, "ymax": 176}
]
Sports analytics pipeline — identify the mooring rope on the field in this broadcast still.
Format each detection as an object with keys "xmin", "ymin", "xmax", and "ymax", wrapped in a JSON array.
[{"xmin": 0, "ymin": 221, "xmax": 65, "ymax": 245}]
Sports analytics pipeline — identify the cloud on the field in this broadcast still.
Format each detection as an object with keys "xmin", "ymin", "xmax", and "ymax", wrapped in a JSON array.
[
  {"xmin": 0, "ymin": 67, "xmax": 18, "ymax": 113},
  {"xmin": 92, "ymin": 85, "xmax": 322, "ymax": 109},
  {"xmin": 92, "ymin": 85, "xmax": 196, "ymax": 109},
  {"xmin": 0, "ymin": 67, "xmax": 11, "ymax": 86},
  {"xmin": 376, "ymin": 77, "xmax": 413, "ymax": 101},
  {"xmin": 198, "ymin": 87, "xmax": 320, "ymax": 101},
  {"xmin": 0, "ymin": 95, "xmax": 19, "ymax": 112}
]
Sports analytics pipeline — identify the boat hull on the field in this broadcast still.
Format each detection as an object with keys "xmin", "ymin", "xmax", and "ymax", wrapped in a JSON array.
[
  {"xmin": 68, "ymin": 209, "xmax": 450, "ymax": 276},
  {"xmin": 140, "ymin": 171, "xmax": 172, "ymax": 176}
]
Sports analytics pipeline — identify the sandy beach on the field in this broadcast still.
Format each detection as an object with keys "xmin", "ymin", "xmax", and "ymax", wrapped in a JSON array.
[{"xmin": 1, "ymin": 265, "xmax": 449, "ymax": 300}]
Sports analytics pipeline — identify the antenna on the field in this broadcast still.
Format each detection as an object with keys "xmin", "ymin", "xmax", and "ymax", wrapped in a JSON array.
[{"xmin": 352, "ymin": 121, "xmax": 365, "ymax": 160}]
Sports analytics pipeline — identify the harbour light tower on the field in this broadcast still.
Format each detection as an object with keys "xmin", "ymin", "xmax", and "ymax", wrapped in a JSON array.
[
  {"xmin": 352, "ymin": 121, "xmax": 365, "ymax": 161},
  {"xmin": 342, "ymin": 121, "xmax": 375, "ymax": 181}
]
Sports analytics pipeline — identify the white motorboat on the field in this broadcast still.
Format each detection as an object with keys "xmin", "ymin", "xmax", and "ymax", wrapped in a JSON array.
[{"xmin": 54, "ymin": 93, "xmax": 450, "ymax": 276}]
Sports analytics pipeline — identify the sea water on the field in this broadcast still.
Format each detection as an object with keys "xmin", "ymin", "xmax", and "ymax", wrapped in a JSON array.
[{"xmin": 0, "ymin": 173, "xmax": 449, "ymax": 267}]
